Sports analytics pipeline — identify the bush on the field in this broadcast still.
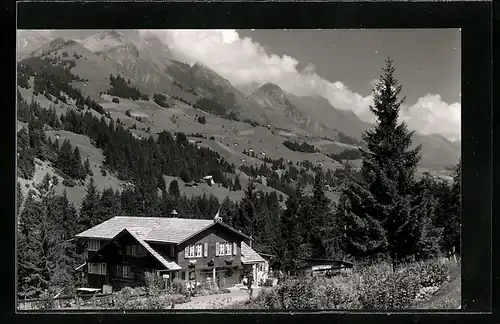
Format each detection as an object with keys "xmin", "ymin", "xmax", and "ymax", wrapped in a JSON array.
[
  {"xmin": 235, "ymin": 260, "xmax": 455, "ymax": 310},
  {"xmin": 112, "ymin": 97, "xmax": 120, "ymax": 104},
  {"xmin": 62, "ymin": 179, "xmax": 76, "ymax": 187},
  {"xmin": 198, "ymin": 116, "xmax": 206, "ymax": 124},
  {"xmin": 171, "ymin": 279, "xmax": 189, "ymax": 296},
  {"xmin": 355, "ymin": 260, "xmax": 453, "ymax": 309}
]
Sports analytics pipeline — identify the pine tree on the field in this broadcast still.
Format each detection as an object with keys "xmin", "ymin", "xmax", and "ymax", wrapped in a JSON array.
[
  {"xmin": 98, "ymin": 187, "xmax": 122, "ymax": 224},
  {"xmin": 79, "ymin": 178, "xmax": 101, "ymax": 231},
  {"xmin": 233, "ymin": 176, "xmax": 242, "ymax": 191},
  {"xmin": 84, "ymin": 158, "xmax": 93, "ymax": 176},
  {"xmin": 238, "ymin": 181, "xmax": 257, "ymax": 238},
  {"xmin": 280, "ymin": 182, "xmax": 307, "ymax": 275},
  {"xmin": 56, "ymin": 139, "xmax": 73, "ymax": 178},
  {"xmin": 338, "ymin": 58, "xmax": 423, "ymax": 268},
  {"xmin": 168, "ymin": 180, "xmax": 180, "ymax": 198},
  {"xmin": 17, "ymin": 190, "xmax": 50, "ymax": 298},
  {"xmin": 72, "ymin": 147, "xmax": 86, "ymax": 179},
  {"xmin": 309, "ymin": 171, "xmax": 332, "ymax": 258}
]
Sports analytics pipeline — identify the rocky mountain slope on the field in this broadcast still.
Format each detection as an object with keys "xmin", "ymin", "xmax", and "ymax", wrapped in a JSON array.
[{"xmin": 17, "ymin": 29, "xmax": 461, "ymax": 184}]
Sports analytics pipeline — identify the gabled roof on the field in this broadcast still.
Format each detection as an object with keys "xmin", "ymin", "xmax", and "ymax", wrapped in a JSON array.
[
  {"xmin": 241, "ymin": 242, "xmax": 266, "ymax": 264},
  {"xmin": 127, "ymin": 229, "xmax": 181, "ymax": 271},
  {"xmin": 75, "ymin": 216, "xmax": 251, "ymax": 244},
  {"xmin": 86, "ymin": 227, "xmax": 181, "ymax": 271}
]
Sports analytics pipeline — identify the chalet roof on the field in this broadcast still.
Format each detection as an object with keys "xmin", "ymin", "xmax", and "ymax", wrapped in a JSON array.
[
  {"xmin": 241, "ymin": 242, "xmax": 266, "ymax": 264},
  {"xmin": 84, "ymin": 227, "xmax": 181, "ymax": 271},
  {"xmin": 75, "ymin": 216, "xmax": 250, "ymax": 244},
  {"xmin": 127, "ymin": 229, "xmax": 182, "ymax": 271}
]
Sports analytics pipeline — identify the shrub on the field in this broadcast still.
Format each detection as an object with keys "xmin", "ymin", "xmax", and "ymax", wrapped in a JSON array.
[
  {"xmin": 171, "ymin": 279, "xmax": 189, "ymax": 296},
  {"xmin": 355, "ymin": 260, "xmax": 453, "ymax": 309},
  {"xmin": 112, "ymin": 97, "xmax": 120, "ymax": 104},
  {"xmin": 62, "ymin": 179, "xmax": 76, "ymax": 187},
  {"xmin": 198, "ymin": 116, "xmax": 206, "ymax": 124}
]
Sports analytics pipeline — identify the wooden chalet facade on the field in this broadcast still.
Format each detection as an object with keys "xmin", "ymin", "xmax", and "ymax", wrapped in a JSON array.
[{"xmin": 74, "ymin": 216, "xmax": 267, "ymax": 292}]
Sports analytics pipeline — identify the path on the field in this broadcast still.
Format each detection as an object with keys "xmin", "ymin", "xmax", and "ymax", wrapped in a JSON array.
[{"xmin": 174, "ymin": 286, "xmax": 263, "ymax": 309}]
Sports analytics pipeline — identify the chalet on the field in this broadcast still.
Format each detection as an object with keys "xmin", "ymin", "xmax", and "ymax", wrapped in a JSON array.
[{"xmin": 74, "ymin": 216, "xmax": 267, "ymax": 292}]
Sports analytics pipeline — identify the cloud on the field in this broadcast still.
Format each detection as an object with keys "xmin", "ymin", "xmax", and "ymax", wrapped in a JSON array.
[
  {"xmin": 140, "ymin": 29, "xmax": 461, "ymax": 140},
  {"xmin": 402, "ymin": 95, "xmax": 461, "ymax": 141}
]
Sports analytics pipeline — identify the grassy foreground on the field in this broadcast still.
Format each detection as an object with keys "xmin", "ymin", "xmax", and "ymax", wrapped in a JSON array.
[{"xmin": 228, "ymin": 259, "xmax": 461, "ymax": 310}]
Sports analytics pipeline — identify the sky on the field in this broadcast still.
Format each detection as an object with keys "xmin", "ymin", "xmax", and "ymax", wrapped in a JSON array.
[{"xmin": 49, "ymin": 29, "xmax": 462, "ymax": 141}]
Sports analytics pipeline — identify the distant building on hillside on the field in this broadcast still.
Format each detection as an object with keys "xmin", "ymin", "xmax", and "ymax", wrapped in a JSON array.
[{"xmin": 74, "ymin": 215, "xmax": 268, "ymax": 292}]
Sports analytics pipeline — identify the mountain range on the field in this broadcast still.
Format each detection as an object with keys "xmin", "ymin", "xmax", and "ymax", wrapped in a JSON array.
[{"xmin": 17, "ymin": 29, "xmax": 461, "ymax": 170}]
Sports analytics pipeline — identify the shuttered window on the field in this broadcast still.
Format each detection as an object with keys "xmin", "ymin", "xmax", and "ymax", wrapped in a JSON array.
[
  {"xmin": 195, "ymin": 244, "xmax": 203, "ymax": 257},
  {"xmin": 225, "ymin": 242, "xmax": 232, "ymax": 255},
  {"xmin": 219, "ymin": 242, "xmax": 225, "ymax": 256},
  {"xmin": 203, "ymin": 243, "xmax": 208, "ymax": 257}
]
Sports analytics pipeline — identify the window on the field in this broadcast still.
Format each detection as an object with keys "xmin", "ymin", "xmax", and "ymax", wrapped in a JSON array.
[
  {"xmin": 188, "ymin": 245, "xmax": 195, "ymax": 258},
  {"xmin": 225, "ymin": 242, "xmax": 232, "ymax": 256},
  {"xmin": 88, "ymin": 240, "xmax": 100, "ymax": 251},
  {"xmin": 169, "ymin": 245, "xmax": 175, "ymax": 257},
  {"xmin": 219, "ymin": 242, "xmax": 225, "ymax": 256},
  {"xmin": 116, "ymin": 265, "xmax": 134, "ymax": 278},
  {"xmin": 195, "ymin": 244, "xmax": 203, "ymax": 257},
  {"xmin": 126, "ymin": 244, "xmax": 147, "ymax": 257},
  {"xmin": 88, "ymin": 262, "xmax": 106, "ymax": 275}
]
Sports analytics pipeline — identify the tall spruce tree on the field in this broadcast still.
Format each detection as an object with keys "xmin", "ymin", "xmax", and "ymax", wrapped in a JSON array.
[
  {"xmin": 280, "ymin": 182, "xmax": 307, "ymax": 275},
  {"xmin": 309, "ymin": 171, "xmax": 332, "ymax": 258},
  {"xmin": 79, "ymin": 178, "xmax": 101, "ymax": 231},
  {"xmin": 338, "ymin": 58, "xmax": 424, "ymax": 268}
]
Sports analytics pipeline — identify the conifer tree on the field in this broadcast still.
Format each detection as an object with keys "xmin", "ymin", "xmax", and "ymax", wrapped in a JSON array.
[
  {"xmin": 98, "ymin": 187, "xmax": 122, "ymax": 224},
  {"xmin": 18, "ymin": 190, "xmax": 46, "ymax": 298},
  {"xmin": 84, "ymin": 158, "xmax": 93, "ymax": 176},
  {"xmin": 238, "ymin": 181, "xmax": 258, "ymax": 239},
  {"xmin": 168, "ymin": 180, "xmax": 180, "ymax": 198},
  {"xmin": 280, "ymin": 182, "xmax": 307, "ymax": 275},
  {"xmin": 79, "ymin": 178, "xmax": 101, "ymax": 231},
  {"xmin": 233, "ymin": 176, "xmax": 242, "ymax": 191},
  {"xmin": 338, "ymin": 58, "xmax": 423, "ymax": 268},
  {"xmin": 309, "ymin": 171, "xmax": 332, "ymax": 258},
  {"xmin": 72, "ymin": 147, "xmax": 86, "ymax": 179}
]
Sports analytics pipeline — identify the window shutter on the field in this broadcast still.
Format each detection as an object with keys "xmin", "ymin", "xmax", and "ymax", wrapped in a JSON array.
[
  {"xmin": 204, "ymin": 243, "xmax": 208, "ymax": 257},
  {"xmin": 233, "ymin": 242, "xmax": 237, "ymax": 255},
  {"xmin": 87, "ymin": 263, "xmax": 90, "ymax": 273},
  {"xmin": 184, "ymin": 246, "xmax": 189, "ymax": 258},
  {"xmin": 215, "ymin": 242, "xmax": 219, "ymax": 256},
  {"xmin": 126, "ymin": 245, "xmax": 131, "ymax": 256},
  {"xmin": 101, "ymin": 263, "xmax": 107, "ymax": 275}
]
